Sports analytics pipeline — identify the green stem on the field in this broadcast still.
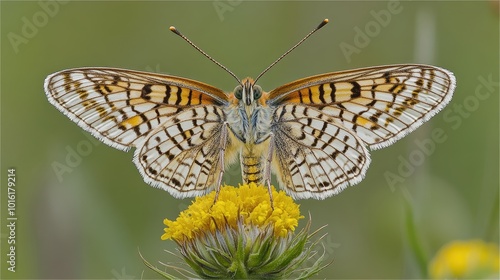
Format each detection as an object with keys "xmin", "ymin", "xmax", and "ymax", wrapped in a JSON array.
[
  {"xmin": 484, "ymin": 188, "xmax": 499, "ymax": 241},
  {"xmin": 404, "ymin": 197, "xmax": 428, "ymax": 278}
]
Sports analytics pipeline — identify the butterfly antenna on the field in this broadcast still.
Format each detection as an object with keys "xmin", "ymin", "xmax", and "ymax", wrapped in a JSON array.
[
  {"xmin": 253, "ymin": 19, "xmax": 329, "ymax": 84},
  {"xmin": 170, "ymin": 26, "xmax": 242, "ymax": 85}
]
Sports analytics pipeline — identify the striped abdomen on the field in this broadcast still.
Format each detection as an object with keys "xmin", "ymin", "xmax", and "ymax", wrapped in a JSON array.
[{"xmin": 240, "ymin": 144, "xmax": 266, "ymax": 185}]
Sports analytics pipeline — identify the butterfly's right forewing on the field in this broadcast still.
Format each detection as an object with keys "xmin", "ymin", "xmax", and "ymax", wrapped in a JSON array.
[
  {"xmin": 268, "ymin": 65, "xmax": 455, "ymax": 150},
  {"xmin": 266, "ymin": 64, "xmax": 455, "ymax": 199}
]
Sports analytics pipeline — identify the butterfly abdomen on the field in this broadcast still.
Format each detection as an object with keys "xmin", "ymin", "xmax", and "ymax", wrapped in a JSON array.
[
  {"xmin": 240, "ymin": 141, "xmax": 270, "ymax": 185},
  {"xmin": 241, "ymin": 155, "xmax": 262, "ymax": 184}
]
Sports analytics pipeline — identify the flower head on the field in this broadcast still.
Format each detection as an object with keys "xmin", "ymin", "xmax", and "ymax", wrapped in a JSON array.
[
  {"xmin": 162, "ymin": 183, "xmax": 303, "ymax": 242},
  {"xmin": 429, "ymin": 239, "xmax": 499, "ymax": 279},
  {"xmin": 155, "ymin": 183, "xmax": 330, "ymax": 279}
]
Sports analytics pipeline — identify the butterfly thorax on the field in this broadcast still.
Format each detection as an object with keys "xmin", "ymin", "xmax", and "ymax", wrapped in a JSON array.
[
  {"xmin": 226, "ymin": 78, "xmax": 271, "ymax": 143},
  {"xmin": 224, "ymin": 78, "xmax": 273, "ymax": 185}
]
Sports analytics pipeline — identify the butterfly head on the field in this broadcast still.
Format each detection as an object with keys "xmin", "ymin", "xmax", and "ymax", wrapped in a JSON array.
[{"xmin": 234, "ymin": 78, "xmax": 263, "ymax": 106}]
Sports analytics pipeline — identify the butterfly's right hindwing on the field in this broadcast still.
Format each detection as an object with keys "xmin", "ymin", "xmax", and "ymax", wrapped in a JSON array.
[{"xmin": 270, "ymin": 104, "xmax": 370, "ymax": 199}]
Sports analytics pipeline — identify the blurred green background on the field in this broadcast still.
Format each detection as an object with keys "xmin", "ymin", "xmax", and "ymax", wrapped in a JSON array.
[{"xmin": 1, "ymin": 1, "xmax": 498, "ymax": 279}]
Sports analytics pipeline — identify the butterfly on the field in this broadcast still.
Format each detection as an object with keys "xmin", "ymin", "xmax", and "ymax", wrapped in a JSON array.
[{"xmin": 44, "ymin": 19, "xmax": 455, "ymax": 202}]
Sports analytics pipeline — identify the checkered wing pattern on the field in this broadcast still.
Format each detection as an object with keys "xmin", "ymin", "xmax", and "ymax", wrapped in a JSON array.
[
  {"xmin": 267, "ymin": 64, "xmax": 455, "ymax": 198},
  {"xmin": 45, "ymin": 68, "xmax": 230, "ymax": 197}
]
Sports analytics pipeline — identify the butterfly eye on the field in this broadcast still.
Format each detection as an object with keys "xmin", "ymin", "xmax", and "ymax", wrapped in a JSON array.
[
  {"xmin": 253, "ymin": 85, "xmax": 262, "ymax": 100},
  {"xmin": 234, "ymin": 85, "xmax": 243, "ymax": 100}
]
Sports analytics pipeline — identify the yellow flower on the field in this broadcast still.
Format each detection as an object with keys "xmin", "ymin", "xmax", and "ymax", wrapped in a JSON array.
[
  {"xmin": 429, "ymin": 239, "xmax": 500, "ymax": 279},
  {"xmin": 161, "ymin": 183, "xmax": 303, "ymax": 242},
  {"xmin": 154, "ymin": 183, "xmax": 330, "ymax": 279}
]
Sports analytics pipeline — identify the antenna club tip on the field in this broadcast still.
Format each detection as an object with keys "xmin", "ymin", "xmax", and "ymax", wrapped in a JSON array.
[
  {"xmin": 317, "ymin": 19, "xmax": 329, "ymax": 29},
  {"xmin": 169, "ymin": 26, "xmax": 181, "ymax": 35}
]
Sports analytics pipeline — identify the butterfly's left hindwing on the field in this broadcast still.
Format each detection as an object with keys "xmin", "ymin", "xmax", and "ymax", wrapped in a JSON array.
[
  {"xmin": 267, "ymin": 64, "xmax": 456, "ymax": 149},
  {"xmin": 45, "ymin": 68, "xmax": 232, "ymax": 197},
  {"xmin": 135, "ymin": 105, "xmax": 230, "ymax": 198}
]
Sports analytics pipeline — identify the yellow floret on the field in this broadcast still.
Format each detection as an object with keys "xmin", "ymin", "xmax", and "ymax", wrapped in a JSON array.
[{"xmin": 161, "ymin": 183, "xmax": 303, "ymax": 242}]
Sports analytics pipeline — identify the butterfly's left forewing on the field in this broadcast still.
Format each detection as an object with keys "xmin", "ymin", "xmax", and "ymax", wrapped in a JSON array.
[
  {"xmin": 45, "ymin": 68, "xmax": 232, "ymax": 197},
  {"xmin": 45, "ymin": 68, "xmax": 228, "ymax": 151}
]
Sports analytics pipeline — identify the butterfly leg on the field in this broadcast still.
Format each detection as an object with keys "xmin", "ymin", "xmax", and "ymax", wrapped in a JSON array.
[
  {"xmin": 214, "ymin": 122, "xmax": 228, "ymax": 204},
  {"xmin": 265, "ymin": 132, "xmax": 275, "ymax": 210}
]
